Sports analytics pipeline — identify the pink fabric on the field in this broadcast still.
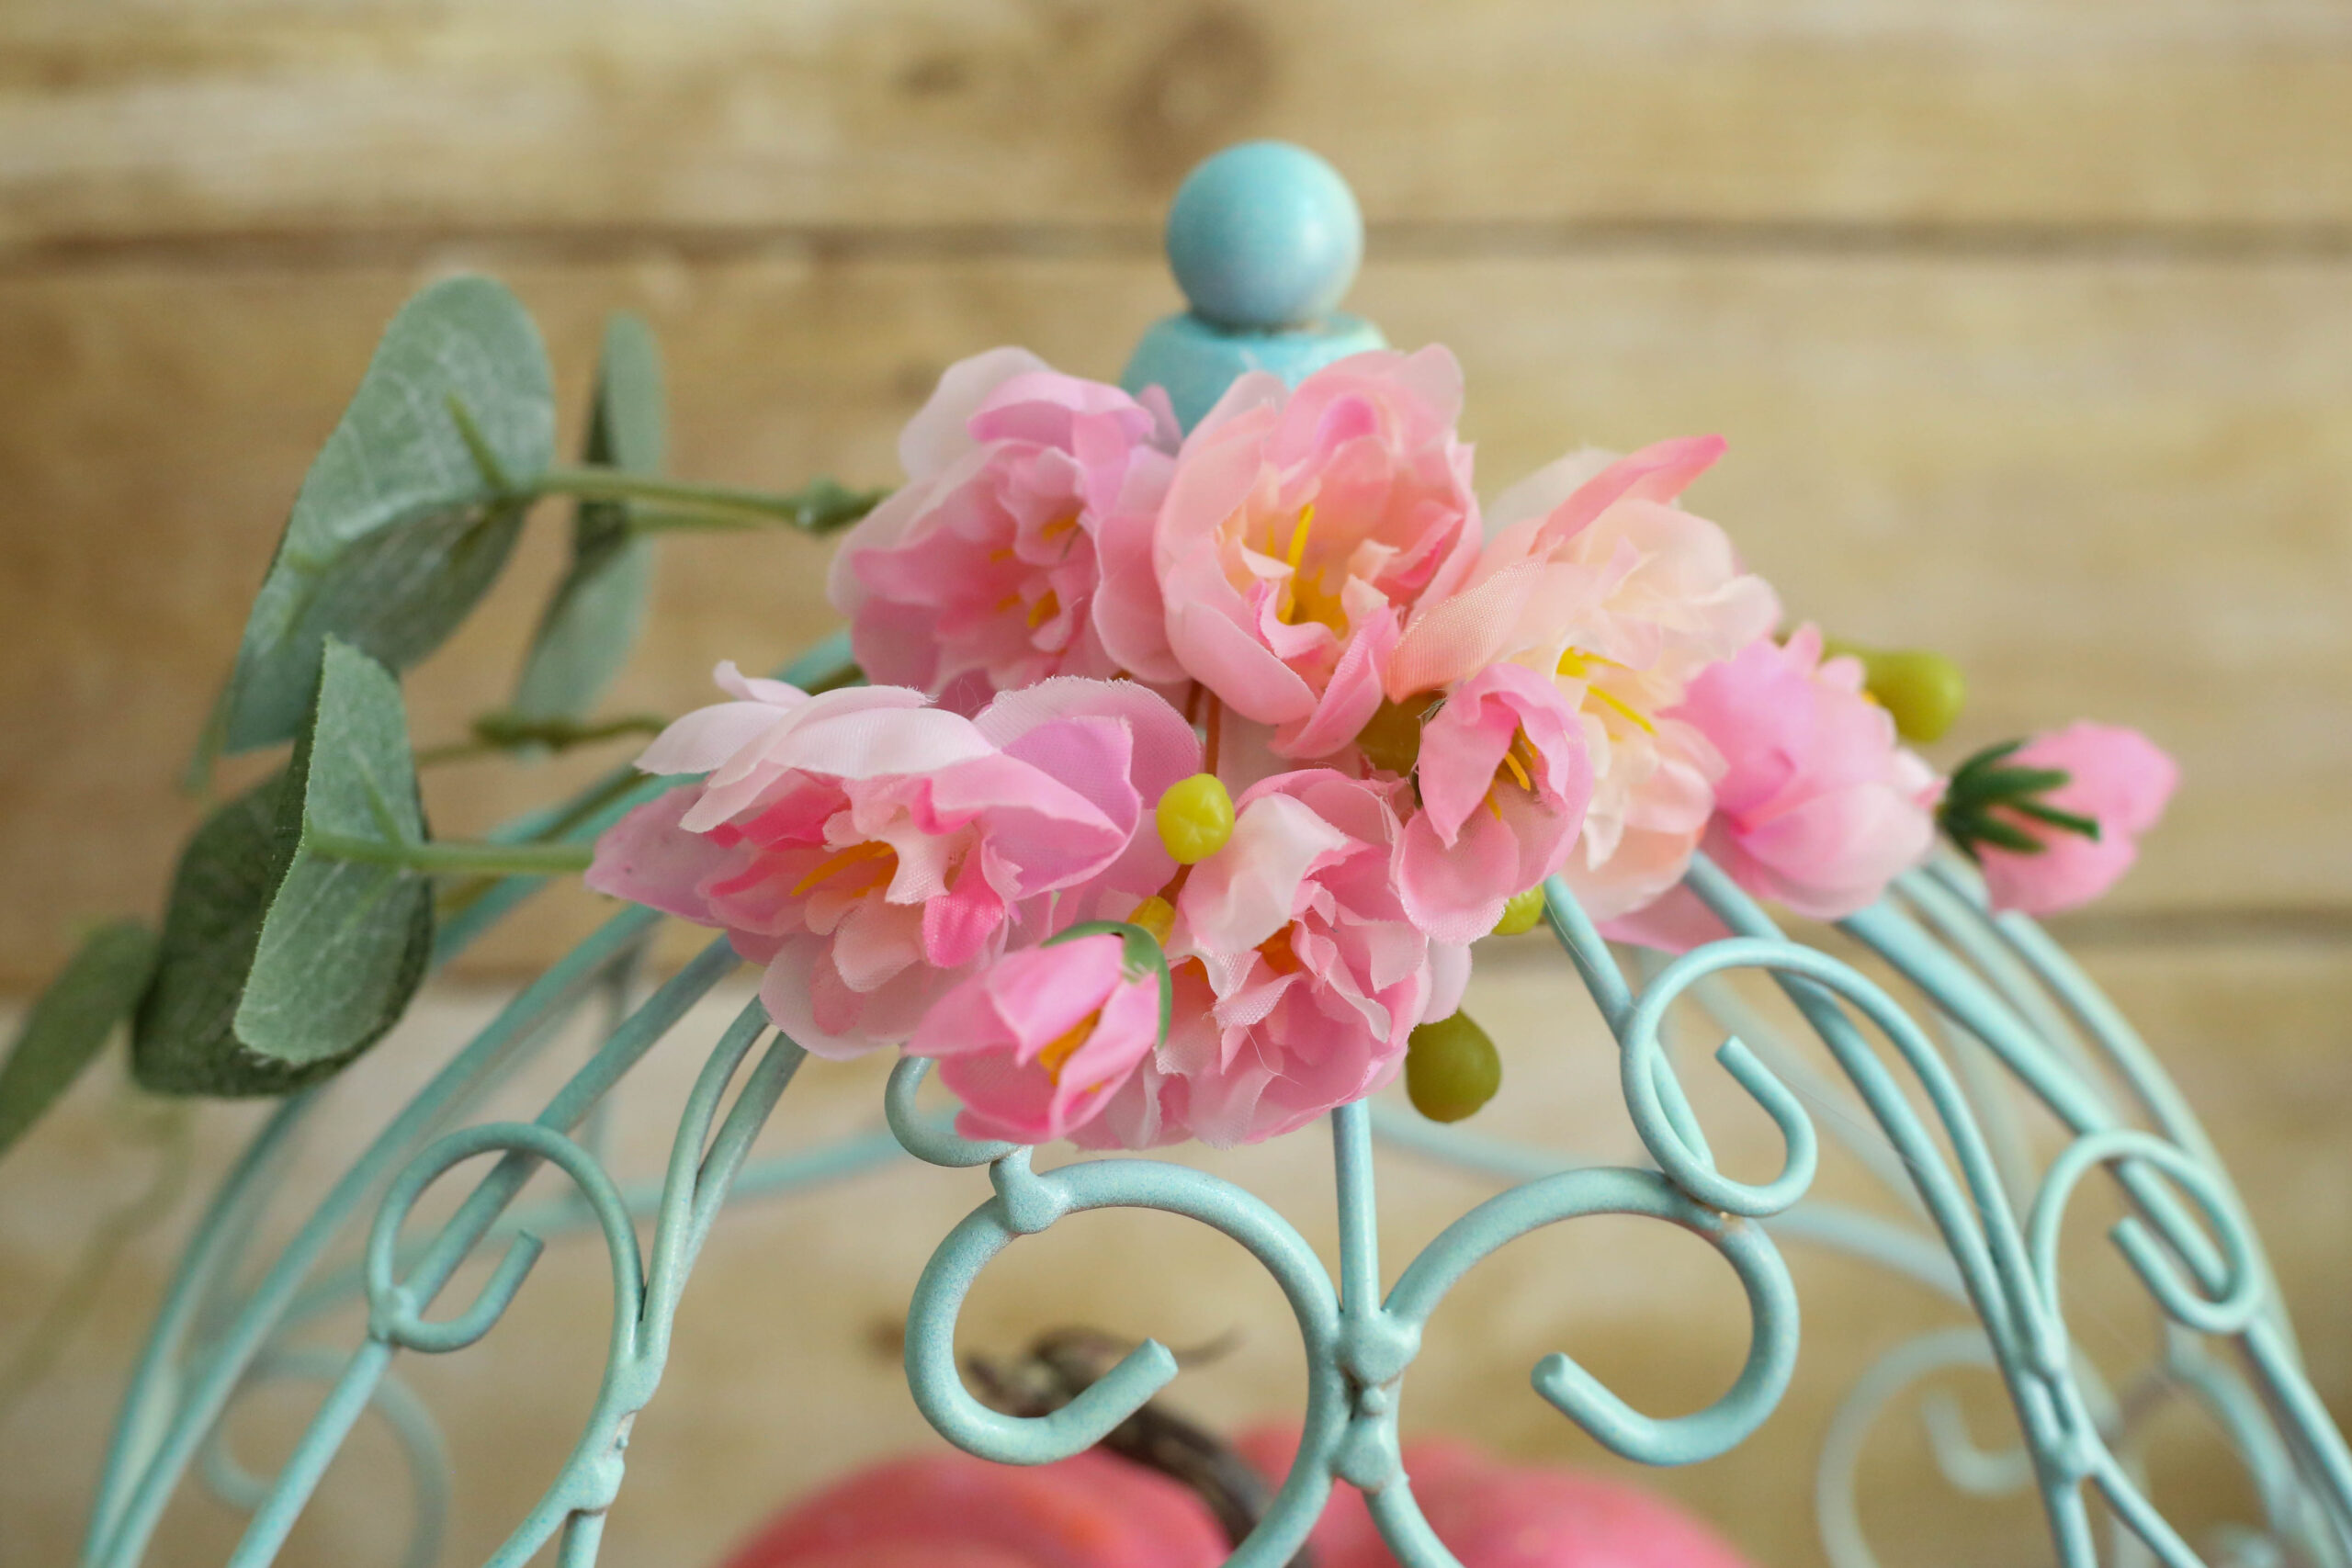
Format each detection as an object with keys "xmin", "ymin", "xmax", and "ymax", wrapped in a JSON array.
[
  {"xmin": 1075, "ymin": 770, "xmax": 1460, "ymax": 1149},
  {"xmin": 1977, "ymin": 722, "xmax": 2178, "ymax": 916},
  {"xmin": 588, "ymin": 671, "xmax": 1192, "ymax": 1059},
  {"xmin": 1106, "ymin": 348, "xmax": 1483, "ymax": 760},
  {"xmin": 827, "ymin": 349, "xmax": 1180, "ymax": 708},
  {"xmin": 1608, "ymin": 626, "xmax": 1939, "ymax": 948},
  {"xmin": 907, "ymin": 934, "xmax": 1164, "ymax": 1144},
  {"xmin": 1396, "ymin": 663, "xmax": 1593, "ymax": 943},
  {"xmin": 1387, "ymin": 438, "xmax": 1781, "ymax": 921},
  {"xmin": 972, "ymin": 676, "xmax": 1203, "ymax": 920}
]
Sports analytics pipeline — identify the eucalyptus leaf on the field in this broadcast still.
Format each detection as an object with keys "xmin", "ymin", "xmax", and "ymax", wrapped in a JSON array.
[
  {"xmin": 511, "ymin": 312, "xmax": 665, "ymax": 723},
  {"xmin": 137, "ymin": 642, "xmax": 435, "ymax": 1095},
  {"xmin": 222, "ymin": 276, "xmax": 555, "ymax": 753},
  {"xmin": 133, "ymin": 781, "xmax": 303, "ymax": 1096},
  {"xmin": 241, "ymin": 641, "xmax": 435, "ymax": 1064},
  {"xmin": 0, "ymin": 921, "xmax": 160, "ymax": 1162}
]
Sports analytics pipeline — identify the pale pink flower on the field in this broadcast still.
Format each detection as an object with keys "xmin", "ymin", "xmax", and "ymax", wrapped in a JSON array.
[
  {"xmin": 967, "ymin": 676, "xmax": 1205, "ymax": 919},
  {"xmin": 1098, "ymin": 347, "xmax": 1483, "ymax": 760},
  {"xmin": 906, "ymin": 934, "xmax": 1165, "ymax": 1145},
  {"xmin": 1387, "ymin": 437, "xmax": 1781, "ymax": 920},
  {"xmin": 587, "ymin": 671, "xmax": 1196, "ymax": 1058},
  {"xmin": 1075, "ymin": 770, "xmax": 1468, "ymax": 1149},
  {"xmin": 1977, "ymin": 723, "xmax": 2177, "ymax": 916},
  {"xmin": 1396, "ymin": 662, "xmax": 1593, "ymax": 943},
  {"xmin": 827, "ymin": 348, "xmax": 1179, "ymax": 709},
  {"xmin": 1608, "ymin": 626, "xmax": 1940, "ymax": 949}
]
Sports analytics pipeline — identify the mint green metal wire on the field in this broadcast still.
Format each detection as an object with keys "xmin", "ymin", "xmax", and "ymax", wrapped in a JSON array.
[{"xmin": 79, "ymin": 607, "xmax": 2352, "ymax": 1568}]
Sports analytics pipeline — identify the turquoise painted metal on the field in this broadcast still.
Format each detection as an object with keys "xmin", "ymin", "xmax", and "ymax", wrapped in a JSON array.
[
  {"xmin": 80, "ymin": 147, "xmax": 2352, "ymax": 1568},
  {"xmin": 1123, "ymin": 141, "xmax": 1386, "ymax": 430}
]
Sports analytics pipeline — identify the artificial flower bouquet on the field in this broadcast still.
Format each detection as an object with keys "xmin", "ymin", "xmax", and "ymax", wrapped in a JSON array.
[
  {"xmin": 591, "ymin": 342, "xmax": 2177, "ymax": 1151},
  {"xmin": 0, "ymin": 280, "xmax": 2175, "ymax": 1168}
]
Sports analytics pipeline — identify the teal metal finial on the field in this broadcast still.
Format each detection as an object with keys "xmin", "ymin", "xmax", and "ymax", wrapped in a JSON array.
[
  {"xmin": 1121, "ymin": 141, "xmax": 1387, "ymax": 431},
  {"xmin": 1166, "ymin": 141, "xmax": 1363, "ymax": 330}
]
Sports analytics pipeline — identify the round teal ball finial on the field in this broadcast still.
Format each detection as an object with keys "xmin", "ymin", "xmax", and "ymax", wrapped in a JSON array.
[{"xmin": 1165, "ymin": 141, "xmax": 1363, "ymax": 330}]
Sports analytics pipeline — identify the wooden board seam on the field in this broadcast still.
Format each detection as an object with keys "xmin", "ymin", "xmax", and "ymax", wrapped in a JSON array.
[{"xmin": 17, "ymin": 217, "xmax": 2352, "ymax": 278}]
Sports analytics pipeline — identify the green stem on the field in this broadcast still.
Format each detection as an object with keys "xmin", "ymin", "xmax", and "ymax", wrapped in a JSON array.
[
  {"xmin": 416, "ymin": 712, "xmax": 669, "ymax": 768},
  {"xmin": 431, "ymin": 769, "xmax": 656, "ymax": 921},
  {"xmin": 607, "ymin": 508, "xmax": 775, "ymax": 536},
  {"xmin": 308, "ymin": 832, "xmax": 595, "ymax": 878},
  {"xmin": 528, "ymin": 467, "xmax": 888, "ymax": 534}
]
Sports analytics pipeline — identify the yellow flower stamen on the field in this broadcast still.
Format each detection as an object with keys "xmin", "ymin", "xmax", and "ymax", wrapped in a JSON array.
[
  {"xmin": 1284, "ymin": 504, "xmax": 1316, "ymax": 571},
  {"xmin": 1026, "ymin": 589, "xmax": 1061, "ymax": 629},
  {"xmin": 1587, "ymin": 685, "xmax": 1657, "ymax": 736},
  {"xmin": 1555, "ymin": 646, "xmax": 1657, "ymax": 735},
  {"xmin": 790, "ymin": 839, "xmax": 898, "ymax": 897},
  {"xmin": 1129, "ymin": 896, "xmax": 1176, "ymax": 946},
  {"xmin": 1257, "ymin": 933, "xmax": 1304, "ymax": 976},
  {"xmin": 1036, "ymin": 1013, "xmax": 1097, "ymax": 1084},
  {"xmin": 1269, "ymin": 502, "xmax": 1319, "ymax": 625},
  {"xmin": 1498, "ymin": 743, "xmax": 1533, "ymax": 794}
]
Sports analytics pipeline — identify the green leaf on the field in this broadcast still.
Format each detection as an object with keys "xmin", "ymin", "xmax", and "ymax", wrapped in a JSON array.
[
  {"xmin": 0, "ymin": 922, "xmax": 160, "ymax": 1162},
  {"xmin": 242, "ymin": 641, "xmax": 436, "ymax": 1063},
  {"xmin": 1949, "ymin": 739, "xmax": 2026, "ymax": 790},
  {"xmin": 2008, "ymin": 798, "xmax": 2103, "ymax": 842},
  {"xmin": 221, "ymin": 276, "xmax": 556, "ymax": 753},
  {"xmin": 1965, "ymin": 766, "xmax": 2073, "ymax": 803},
  {"xmin": 133, "ymin": 781, "xmax": 302, "ymax": 1095},
  {"xmin": 1949, "ymin": 811, "xmax": 2049, "ymax": 858},
  {"xmin": 137, "ymin": 642, "xmax": 435, "ymax": 1095},
  {"xmin": 511, "ymin": 312, "xmax": 665, "ymax": 723}
]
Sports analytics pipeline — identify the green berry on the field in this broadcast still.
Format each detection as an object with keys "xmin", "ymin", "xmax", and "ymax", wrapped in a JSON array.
[
  {"xmin": 1827, "ymin": 637, "xmax": 1967, "ymax": 745},
  {"xmin": 1156, "ymin": 773, "xmax": 1235, "ymax": 864},
  {"xmin": 1406, "ymin": 1011, "xmax": 1502, "ymax": 1123},
  {"xmin": 1861, "ymin": 649, "xmax": 1967, "ymax": 745},
  {"xmin": 1489, "ymin": 886, "xmax": 1546, "ymax": 937}
]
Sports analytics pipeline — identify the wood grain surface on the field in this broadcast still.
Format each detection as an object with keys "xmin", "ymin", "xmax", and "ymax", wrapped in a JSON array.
[
  {"xmin": 1, "ymin": 4, "xmax": 2347, "ymax": 1566},
  {"xmin": 8, "ymin": 1, "xmax": 2352, "ymax": 254}
]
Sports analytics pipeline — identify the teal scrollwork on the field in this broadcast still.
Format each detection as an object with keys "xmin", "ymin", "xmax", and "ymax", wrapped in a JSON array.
[
  {"xmin": 889, "ymin": 1046, "xmax": 1804, "ymax": 1567},
  {"xmin": 75, "ymin": 629, "xmax": 2352, "ymax": 1568}
]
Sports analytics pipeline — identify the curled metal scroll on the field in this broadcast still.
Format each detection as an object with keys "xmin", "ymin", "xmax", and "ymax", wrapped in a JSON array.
[
  {"xmin": 888, "ymin": 1047, "xmax": 1804, "ymax": 1568},
  {"xmin": 195, "ymin": 1349, "xmax": 451, "ymax": 1568}
]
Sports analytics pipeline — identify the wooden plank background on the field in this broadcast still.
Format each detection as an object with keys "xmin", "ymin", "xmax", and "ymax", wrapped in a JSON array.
[{"xmin": 1, "ymin": 3, "xmax": 2348, "ymax": 1566}]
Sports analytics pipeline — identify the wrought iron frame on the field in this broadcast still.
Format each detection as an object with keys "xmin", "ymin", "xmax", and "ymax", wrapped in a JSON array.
[{"xmin": 74, "ymin": 633, "xmax": 2352, "ymax": 1568}]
